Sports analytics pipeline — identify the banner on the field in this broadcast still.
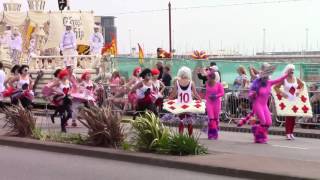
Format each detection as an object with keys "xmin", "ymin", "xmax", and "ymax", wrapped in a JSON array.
[{"xmin": 45, "ymin": 11, "xmax": 94, "ymax": 49}]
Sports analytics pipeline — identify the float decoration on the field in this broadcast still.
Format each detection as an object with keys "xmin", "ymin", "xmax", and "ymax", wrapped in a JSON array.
[{"xmin": 191, "ymin": 50, "xmax": 208, "ymax": 60}]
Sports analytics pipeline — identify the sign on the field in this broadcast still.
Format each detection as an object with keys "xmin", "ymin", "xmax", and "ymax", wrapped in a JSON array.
[{"xmin": 45, "ymin": 11, "xmax": 94, "ymax": 49}]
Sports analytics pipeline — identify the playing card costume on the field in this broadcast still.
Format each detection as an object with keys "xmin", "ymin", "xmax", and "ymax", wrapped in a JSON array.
[
  {"xmin": 273, "ymin": 64, "xmax": 311, "ymax": 140},
  {"xmin": 164, "ymin": 66, "xmax": 204, "ymax": 136}
]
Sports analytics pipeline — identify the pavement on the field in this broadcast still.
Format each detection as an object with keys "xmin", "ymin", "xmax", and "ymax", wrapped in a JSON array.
[
  {"xmin": 0, "ymin": 115, "xmax": 320, "ymax": 179},
  {"xmin": 0, "ymin": 145, "xmax": 245, "ymax": 180}
]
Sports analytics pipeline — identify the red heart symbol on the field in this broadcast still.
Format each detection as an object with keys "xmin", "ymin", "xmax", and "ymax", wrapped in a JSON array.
[{"xmin": 63, "ymin": 87, "xmax": 69, "ymax": 95}]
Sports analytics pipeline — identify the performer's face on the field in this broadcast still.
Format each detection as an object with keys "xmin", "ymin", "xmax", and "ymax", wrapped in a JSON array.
[
  {"xmin": 85, "ymin": 74, "xmax": 91, "ymax": 80},
  {"xmin": 145, "ymin": 73, "xmax": 151, "ymax": 80},
  {"xmin": 94, "ymin": 28, "xmax": 99, "ymax": 33},
  {"xmin": 66, "ymin": 26, "xmax": 71, "ymax": 31},
  {"xmin": 22, "ymin": 67, "xmax": 29, "ymax": 75}
]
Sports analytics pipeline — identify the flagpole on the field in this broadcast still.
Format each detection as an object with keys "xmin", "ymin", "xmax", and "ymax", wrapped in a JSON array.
[{"xmin": 168, "ymin": 1, "xmax": 172, "ymax": 53}]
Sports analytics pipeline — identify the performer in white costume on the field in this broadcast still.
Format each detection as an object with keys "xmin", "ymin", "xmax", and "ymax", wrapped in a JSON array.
[
  {"xmin": 60, "ymin": 23, "xmax": 77, "ymax": 67},
  {"xmin": 9, "ymin": 27, "xmax": 22, "ymax": 65},
  {"xmin": 2, "ymin": 25, "xmax": 12, "ymax": 47},
  {"xmin": 90, "ymin": 25, "xmax": 104, "ymax": 55},
  {"xmin": 89, "ymin": 25, "xmax": 104, "ymax": 68}
]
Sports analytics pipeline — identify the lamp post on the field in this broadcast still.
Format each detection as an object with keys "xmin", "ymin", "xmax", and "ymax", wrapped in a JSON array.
[{"xmin": 168, "ymin": 1, "xmax": 172, "ymax": 53}]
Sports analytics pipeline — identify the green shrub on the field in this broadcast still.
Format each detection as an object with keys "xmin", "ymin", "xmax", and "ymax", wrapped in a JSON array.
[
  {"xmin": 129, "ymin": 112, "xmax": 170, "ymax": 151},
  {"xmin": 130, "ymin": 112, "xmax": 208, "ymax": 156},
  {"xmin": 32, "ymin": 128, "xmax": 86, "ymax": 145},
  {"xmin": 167, "ymin": 133, "xmax": 208, "ymax": 156}
]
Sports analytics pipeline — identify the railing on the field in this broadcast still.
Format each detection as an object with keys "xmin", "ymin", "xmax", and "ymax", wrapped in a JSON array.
[
  {"xmin": 99, "ymin": 84, "xmax": 320, "ymax": 128},
  {"xmin": 29, "ymin": 55, "xmax": 101, "ymax": 70}
]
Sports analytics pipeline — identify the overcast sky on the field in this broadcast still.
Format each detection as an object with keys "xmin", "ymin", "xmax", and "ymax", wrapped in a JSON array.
[{"xmin": 4, "ymin": 0, "xmax": 320, "ymax": 54}]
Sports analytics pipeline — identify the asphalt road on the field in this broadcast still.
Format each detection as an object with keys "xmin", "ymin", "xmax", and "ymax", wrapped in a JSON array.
[
  {"xmin": 200, "ymin": 131, "xmax": 320, "ymax": 162},
  {"xmin": 0, "ymin": 146, "xmax": 246, "ymax": 180}
]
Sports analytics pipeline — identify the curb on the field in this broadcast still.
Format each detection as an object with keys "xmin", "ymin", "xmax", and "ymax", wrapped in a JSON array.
[
  {"xmin": 163, "ymin": 123, "xmax": 320, "ymax": 139},
  {"xmin": 220, "ymin": 126, "xmax": 320, "ymax": 139},
  {"xmin": 0, "ymin": 136, "xmax": 315, "ymax": 180}
]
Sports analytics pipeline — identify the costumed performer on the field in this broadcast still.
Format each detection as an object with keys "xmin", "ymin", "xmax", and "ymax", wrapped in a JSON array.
[
  {"xmin": 238, "ymin": 65, "xmax": 293, "ymax": 143},
  {"xmin": 273, "ymin": 64, "xmax": 304, "ymax": 140},
  {"xmin": 168, "ymin": 66, "xmax": 202, "ymax": 136},
  {"xmin": 205, "ymin": 69, "xmax": 225, "ymax": 140}
]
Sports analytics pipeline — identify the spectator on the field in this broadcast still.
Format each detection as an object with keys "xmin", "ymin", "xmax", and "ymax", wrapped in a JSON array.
[
  {"xmin": 156, "ymin": 61, "xmax": 164, "ymax": 80},
  {"xmin": 197, "ymin": 62, "xmax": 221, "ymax": 86},
  {"xmin": 233, "ymin": 65, "xmax": 249, "ymax": 90},
  {"xmin": 162, "ymin": 66, "xmax": 172, "ymax": 87}
]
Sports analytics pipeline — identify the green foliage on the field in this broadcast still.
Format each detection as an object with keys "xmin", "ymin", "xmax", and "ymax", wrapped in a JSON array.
[
  {"xmin": 167, "ymin": 133, "xmax": 208, "ymax": 156},
  {"xmin": 130, "ymin": 112, "xmax": 208, "ymax": 156},
  {"xmin": 129, "ymin": 112, "xmax": 170, "ymax": 151},
  {"xmin": 32, "ymin": 128, "xmax": 86, "ymax": 145}
]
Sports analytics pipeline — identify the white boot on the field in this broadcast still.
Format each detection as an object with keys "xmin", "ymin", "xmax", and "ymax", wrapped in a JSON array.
[
  {"xmin": 286, "ymin": 134, "xmax": 292, "ymax": 140},
  {"xmin": 290, "ymin": 134, "xmax": 295, "ymax": 140}
]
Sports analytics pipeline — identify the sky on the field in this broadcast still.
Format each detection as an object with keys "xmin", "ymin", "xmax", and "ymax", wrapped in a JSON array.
[{"xmin": 2, "ymin": 0, "xmax": 320, "ymax": 55}]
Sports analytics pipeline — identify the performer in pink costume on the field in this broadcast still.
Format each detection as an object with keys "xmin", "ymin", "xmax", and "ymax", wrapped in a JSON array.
[
  {"xmin": 205, "ymin": 70, "xmax": 224, "ymax": 140},
  {"xmin": 127, "ymin": 67, "xmax": 142, "ymax": 110},
  {"xmin": 238, "ymin": 65, "xmax": 293, "ymax": 143}
]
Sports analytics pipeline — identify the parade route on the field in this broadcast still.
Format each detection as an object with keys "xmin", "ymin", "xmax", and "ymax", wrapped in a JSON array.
[
  {"xmin": 200, "ymin": 131, "xmax": 320, "ymax": 163},
  {"xmin": 0, "ymin": 145, "xmax": 245, "ymax": 180}
]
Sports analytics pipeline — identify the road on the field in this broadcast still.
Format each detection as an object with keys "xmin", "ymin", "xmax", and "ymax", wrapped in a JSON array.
[
  {"xmin": 0, "ymin": 146, "xmax": 246, "ymax": 180},
  {"xmin": 199, "ymin": 131, "xmax": 320, "ymax": 162}
]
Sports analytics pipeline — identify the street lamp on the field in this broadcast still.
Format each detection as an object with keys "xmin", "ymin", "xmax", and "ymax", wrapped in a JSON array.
[{"xmin": 305, "ymin": 28, "xmax": 309, "ymax": 52}]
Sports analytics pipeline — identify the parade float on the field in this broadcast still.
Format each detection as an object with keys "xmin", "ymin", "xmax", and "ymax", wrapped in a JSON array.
[
  {"xmin": 0, "ymin": 0, "xmax": 112, "ymax": 102},
  {"xmin": 0, "ymin": 0, "xmax": 98, "ymax": 70}
]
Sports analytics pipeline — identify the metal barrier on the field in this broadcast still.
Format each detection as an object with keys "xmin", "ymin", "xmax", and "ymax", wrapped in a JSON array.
[
  {"xmin": 99, "ymin": 84, "xmax": 320, "ymax": 128},
  {"xmin": 29, "ymin": 55, "xmax": 100, "ymax": 70}
]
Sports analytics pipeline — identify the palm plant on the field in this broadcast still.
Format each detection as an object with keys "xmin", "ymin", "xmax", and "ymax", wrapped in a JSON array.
[
  {"xmin": 2, "ymin": 104, "xmax": 36, "ymax": 137},
  {"xmin": 78, "ymin": 105, "xmax": 124, "ymax": 148}
]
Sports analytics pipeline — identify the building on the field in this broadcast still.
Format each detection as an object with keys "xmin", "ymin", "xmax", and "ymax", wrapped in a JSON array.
[{"xmin": 95, "ymin": 16, "xmax": 117, "ymax": 45}]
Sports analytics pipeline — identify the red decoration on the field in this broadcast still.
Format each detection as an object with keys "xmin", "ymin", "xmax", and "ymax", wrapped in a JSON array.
[
  {"xmin": 302, "ymin": 105, "xmax": 309, "ymax": 113},
  {"xmin": 289, "ymin": 87, "xmax": 296, "ymax": 96},
  {"xmin": 292, "ymin": 106, "xmax": 299, "ymax": 113},
  {"xmin": 301, "ymin": 95, "xmax": 307, "ymax": 103},
  {"xmin": 167, "ymin": 101, "xmax": 175, "ymax": 105},
  {"xmin": 169, "ymin": 106, "xmax": 176, "ymax": 110},
  {"xmin": 195, "ymin": 100, "xmax": 201, "ymax": 104},
  {"xmin": 194, "ymin": 104, "xmax": 201, "ymax": 108},
  {"xmin": 279, "ymin": 102, "xmax": 286, "ymax": 110},
  {"xmin": 276, "ymin": 93, "xmax": 282, "ymax": 101},
  {"xmin": 181, "ymin": 105, "xmax": 189, "ymax": 109},
  {"xmin": 63, "ymin": 87, "xmax": 69, "ymax": 95}
]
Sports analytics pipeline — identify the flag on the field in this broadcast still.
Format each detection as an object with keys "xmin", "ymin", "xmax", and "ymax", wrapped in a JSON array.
[
  {"xmin": 138, "ymin": 43, "xmax": 144, "ymax": 65},
  {"xmin": 101, "ymin": 33, "xmax": 117, "ymax": 56}
]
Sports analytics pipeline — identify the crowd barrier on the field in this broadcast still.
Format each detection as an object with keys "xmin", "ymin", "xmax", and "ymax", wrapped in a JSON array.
[{"xmin": 99, "ymin": 84, "xmax": 320, "ymax": 128}]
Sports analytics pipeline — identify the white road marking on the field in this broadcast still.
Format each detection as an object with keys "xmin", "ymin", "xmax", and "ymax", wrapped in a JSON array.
[{"xmin": 271, "ymin": 144, "xmax": 309, "ymax": 150}]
